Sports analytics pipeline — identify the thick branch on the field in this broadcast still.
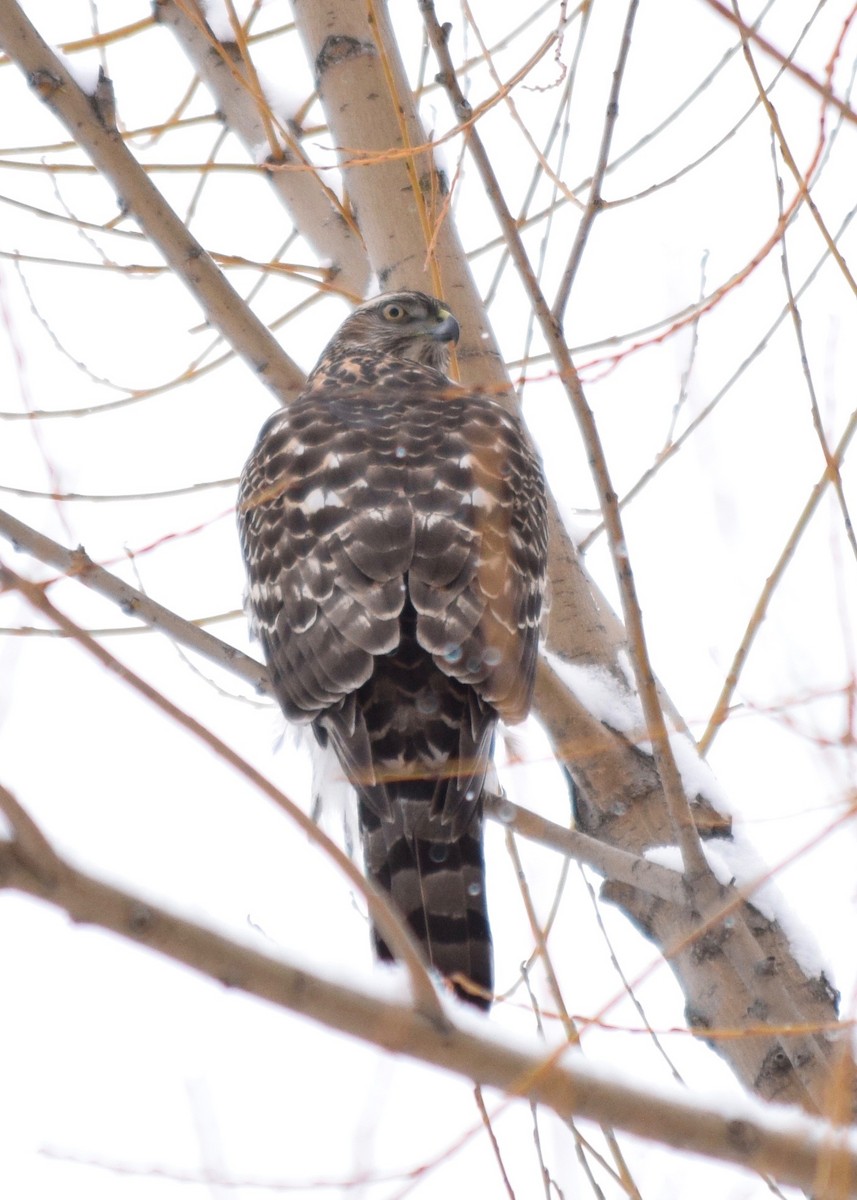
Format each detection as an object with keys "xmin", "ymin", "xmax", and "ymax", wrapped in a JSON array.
[
  {"xmin": 484, "ymin": 793, "xmax": 685, "ymax": 905},
  {"xmin": 155, "ymin": 0, "xmax": 371, "ymax": 297},
  {"xmin": 2, "ymin": 834, "xmax": 856, "ymax": 1196},
  {"xmin": 290, "ymin": 0, "xmax": 506, "ymax": 389}
]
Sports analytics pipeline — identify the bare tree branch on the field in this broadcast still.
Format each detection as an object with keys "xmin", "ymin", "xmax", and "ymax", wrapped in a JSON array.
[
  {"xmin": 0, "ymin": 506, "xmax": 271, "ymax": 696},
  {"xmin": 1, "ymin": 817, "xmax": 855, "ymax": 1197},
  {"xmin": 155, "ymin": 0, "xmax": 371, "ymax": 298},
  {"xmin": 552, "ymin": 0, "xmax": 640, "ymax": 323},
  {"xmin": 484, "ymin": 793, "xmax": 685, "ymax": 905},
  {"xmin": 0, "ymin": 0, "xmax": 305, "ymax": 402},
  {"xmin": 291, "ymin": 0, "xmax": 508, "ymax": 389},
  {"xmin": 698, "ymin": 399, "xmax": 857, "ymax": 755},
  {"xmin": 733, "ymin": 0, "xmax": 857, "ymax": 296},
  {"xmin": 703, "ymin": 0, "xmax": 857, "ymax": 126}
]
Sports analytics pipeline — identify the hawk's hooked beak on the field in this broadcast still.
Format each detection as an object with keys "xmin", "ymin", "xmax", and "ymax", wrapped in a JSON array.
[{"xmin": 432, "ymin": 311, "xmax": 460, "ymax": 345}]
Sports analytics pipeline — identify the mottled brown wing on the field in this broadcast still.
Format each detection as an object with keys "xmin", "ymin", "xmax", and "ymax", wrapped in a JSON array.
[
  {"xmin": 238, "ymin": 393, "xmax": 412, "ymax": 719},
  {"xmin": 239, "ymin": 385, "xmax": 546, "ymax": 805},
  {"xmin": 240, "ymin": 388, "xmax": 545, "ymax": 707},
  {"xmin": 408, "ymin": 396, "xmax": 548, "ymax": 728}
]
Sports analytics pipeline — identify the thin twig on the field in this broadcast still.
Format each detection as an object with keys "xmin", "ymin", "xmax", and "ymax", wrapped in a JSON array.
[
  {"xmin": 422, "ymin": 2, "xmax": 709, "ymax": 880},
  {"xmin": 579, "ymin": 193, "xmax": 857, "ymax": 553},
  {"xmin": 0, "ymin": 506, "xmax": 271, "ymax": 695},
  {"xmin": 0, "ymin": 612, "xmax": 245, "ymax": 641},
  {"xmin": 458, "ymin": 2, "xmax": 586, "ymax": 217},
  {"xmin": 552, "ymin": 0, "xmax": 640, "ymax": 323},
  {"xmin": 483, "ymin": 3, "xmax": 592, "ymax": 311},
  {"xmin": 505, "ymin": 831, "xmax": 643, "ymax": 1200},
  {"xmin": 579, "ymin": 865, "xmax": 685, "ymax": 1087},
  {"xmin": 473, "ymin": 1086, "xmax": 517, "ymax": 1200},
  {"xmin": 0, "ymin": 15, "xmax": 155, "ymax": 62},
  {"xmin": 733, "ymin": 0, "xmax": 857, "ymax": 297},
  {"xmin": 664, "ymin": 250, "xmax": 708, "ymax": 450},
  {"xmin": 505, "ymin": 830, "xmax": 575, "ymax": 1039},
  {"xmin": 0, "ymin": 477, "xmax": 238, "ymax": 502},
  {"xmin": 772, "ymin": 142, "xmax": 857, "ymax": 564},
  {"xmin": 0, "ymin": 1, "xmax": 305, "ymax": 401},
  {"xmin": 603, "ymin": 0, "xmax": 826, "ymax": 213},
  {"xmin": 703, "ymin": 0, "xmax": 857, "ymax": 127},
  {"xmin": 699, "ymin": 390, "xmax": 857, "ymax": 754},
  {"xmin": 471, "ymin": 0, "xmax": 786, "ymax": 275}
]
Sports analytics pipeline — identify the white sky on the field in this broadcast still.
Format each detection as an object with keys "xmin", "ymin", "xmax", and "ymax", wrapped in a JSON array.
[{"xmin": 1, "ymin": 1, "xmax": 856, "ymax": 1197}]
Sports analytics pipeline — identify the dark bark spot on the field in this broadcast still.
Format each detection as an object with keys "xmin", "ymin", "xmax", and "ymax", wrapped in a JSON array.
[
  {"xmin": 808, "ymin": 971, "xmax": 840, "ymax": 1010},
  {"xmin": 754, "ymin": 955, "xmax": 778, "ymax": 977},
  {"xmin": 725, "ymin": 1120, "xmax": 761, "ymax": 1158},
  {"xmin": 316, "ymin": 35, "xmax": 376, "ymax": 81},
  {"xmin": 757, "ymin": 1044, "xmax": 793, "ymax": 1084},
  {"xmin": 685, "ymin": 1004, "xmax": 711, "ymax": 1031},
  {"xmin": 128, "ymin": 902, "xmax": 153, "ymax": 934},
  {"xmin": 419, "ymin": 169, "xmax": 449, "ymax": 197},
  {"xmin": 691, "ymin": 926, "xmax": 727, "ymax": 962}
]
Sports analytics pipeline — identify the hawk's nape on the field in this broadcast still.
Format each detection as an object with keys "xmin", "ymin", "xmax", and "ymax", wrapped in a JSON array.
[{"xmin": 238, "ymin": 291, "xmax": 548, "ymax": 1009}]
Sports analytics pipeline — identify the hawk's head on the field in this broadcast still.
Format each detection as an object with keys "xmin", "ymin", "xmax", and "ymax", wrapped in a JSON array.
[{"xmin": 329, "ymin": 291, "xmax": 460, "ymax": 372}]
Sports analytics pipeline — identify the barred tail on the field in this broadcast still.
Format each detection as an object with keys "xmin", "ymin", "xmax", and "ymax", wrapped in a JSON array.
[{"xmin": 359, "ymin": 796, "xmax": 493, "ymax": 1009}]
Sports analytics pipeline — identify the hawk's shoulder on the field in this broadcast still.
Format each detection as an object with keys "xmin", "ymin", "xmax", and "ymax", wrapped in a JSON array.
[{"xmin": 305, "ymin": 345, "xmax": 456, "ymax": 396}]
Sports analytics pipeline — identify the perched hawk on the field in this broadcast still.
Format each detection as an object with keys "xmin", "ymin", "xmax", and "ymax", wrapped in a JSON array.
[{"xmin": 238, "ymin": 291, "xmax": 548, "ymax": 1008}]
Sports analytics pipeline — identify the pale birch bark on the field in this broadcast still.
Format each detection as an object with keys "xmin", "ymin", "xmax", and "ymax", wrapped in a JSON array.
[{"xmin": 155, "ymin": 0, "xmax": 371, "ymax": 297}]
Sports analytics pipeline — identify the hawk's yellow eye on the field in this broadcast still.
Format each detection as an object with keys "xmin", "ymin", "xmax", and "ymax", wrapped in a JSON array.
[{"xmin": 382, "ymin": 302, "xmax": 406, "ymax": 321}]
